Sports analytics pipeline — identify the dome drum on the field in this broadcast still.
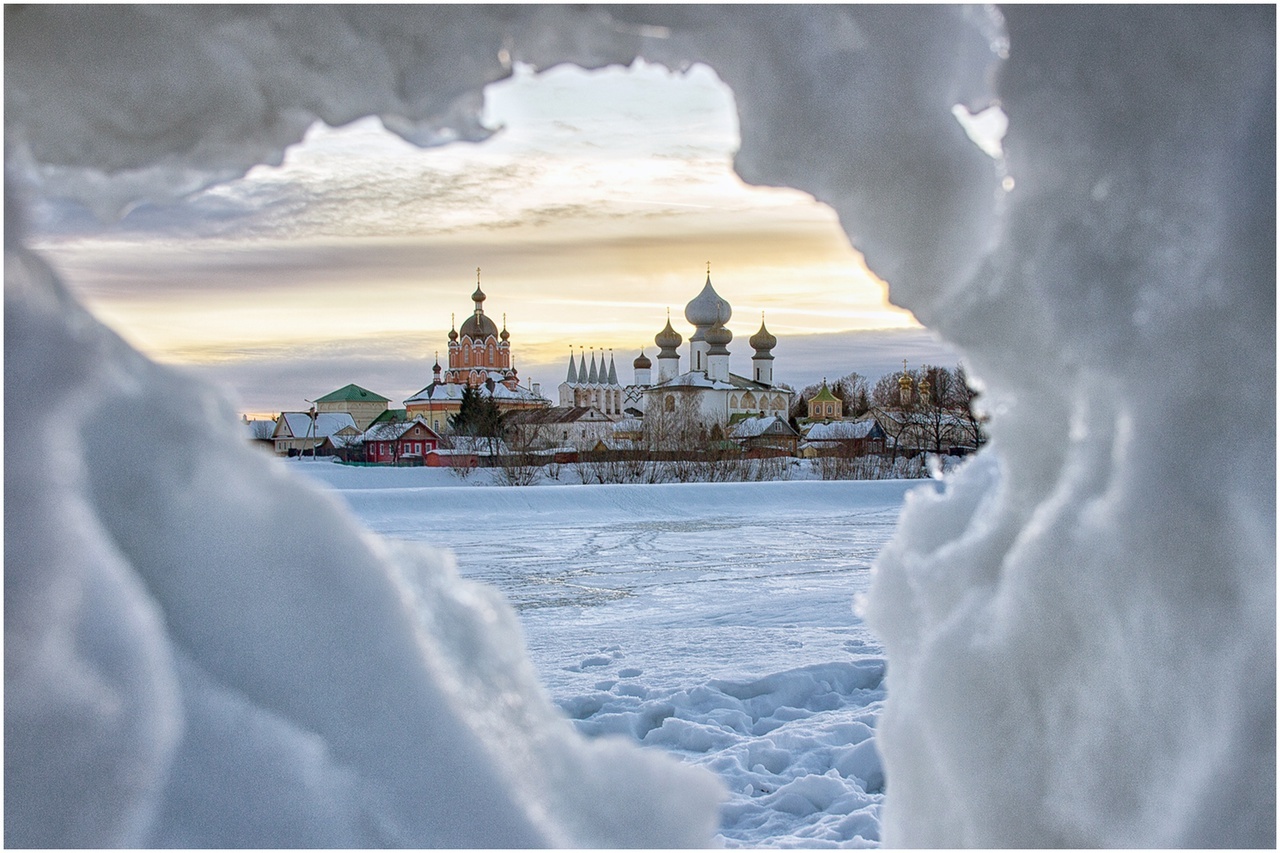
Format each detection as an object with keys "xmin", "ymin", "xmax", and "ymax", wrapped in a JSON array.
[{"xmin": 705, "ymin": 323, "xmax": 733, "ymax": 356}]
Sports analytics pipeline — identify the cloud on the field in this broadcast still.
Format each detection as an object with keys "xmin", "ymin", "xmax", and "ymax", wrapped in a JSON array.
[{"xmin": 28, "ymin": 54, "xmax": 938, "ymax": 416}]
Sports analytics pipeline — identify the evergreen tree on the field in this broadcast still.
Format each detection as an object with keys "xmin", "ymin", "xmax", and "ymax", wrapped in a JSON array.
[{"xmin": 449, "ymin": 385, "xmax": 505, "ymax": 437}]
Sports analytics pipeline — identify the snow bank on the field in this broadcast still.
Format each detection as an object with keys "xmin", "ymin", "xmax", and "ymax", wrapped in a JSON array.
[
  {"xmin": 6, "ymin": 4, "xmax": 1273, "ymax": 848},
  {"xmin": 864, "ymin": 8, "xmax": 1276, "ymax": 847},
  {"xmin": 5, "ymin": 248, "xmax": 723, "ymax": 847}
]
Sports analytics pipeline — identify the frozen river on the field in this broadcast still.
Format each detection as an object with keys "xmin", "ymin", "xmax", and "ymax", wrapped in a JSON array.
[{"xmin": 299, "ymin": 463, "xmax": 925, "ymax": 846}]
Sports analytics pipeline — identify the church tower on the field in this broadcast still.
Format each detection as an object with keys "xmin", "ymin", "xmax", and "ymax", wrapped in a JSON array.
[
  {"xmin": 750, "ymin": 314, "xmax": 777, "ymax": 386},
  {"xmin": 706, "ymin": 323, "xmax": 732, "ymax": 382},
  {"xmin": 633, "ymin": 349, "xmax": 652, "ymax": 386},
  {"xmin": 445, "ymin": 269, "xmax": 516, "ymax": 389},
  {"xmin": 655, "ymin": 314, "xmax": 683, "ymax": 383}
]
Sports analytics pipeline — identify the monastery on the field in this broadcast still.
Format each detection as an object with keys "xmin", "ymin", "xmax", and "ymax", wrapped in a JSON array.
[
  {"xmin": 267, "ymin": 267, "xmax": 795, "ymax": 457},
  {"xmin": 558, "ymin": 266, "xmax": 791, "ymax": 427}
]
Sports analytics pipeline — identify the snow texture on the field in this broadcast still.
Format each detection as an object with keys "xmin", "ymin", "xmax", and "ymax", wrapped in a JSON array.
[
  {"xmin": 6, "ymin": 242, "xmax": 723, "ymax": 847},
  {"xmin": 5, "ymin": 4, "xmax": 1274, "ymax": 848},
  {"xmin": 298, "ymin": 465, "xmax": 909, "ymax": 847}
]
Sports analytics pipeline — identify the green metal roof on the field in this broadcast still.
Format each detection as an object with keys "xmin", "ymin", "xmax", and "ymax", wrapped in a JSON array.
[
  {"xmin": 314, "ymin": 384, "xmax": 390, "ymax": 403},
  {"xmin": 370, "ymin": 408, "xmax": 409, "ymax": 425},
  {"xmin": 809, "ymin": 383, "xmax": 840, "ymax": 403}
]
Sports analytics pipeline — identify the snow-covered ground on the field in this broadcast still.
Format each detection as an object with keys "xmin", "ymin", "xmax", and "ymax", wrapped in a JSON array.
[{"xmin": 298, "ymin": 460, "xmax": 926, "ymax": 847}]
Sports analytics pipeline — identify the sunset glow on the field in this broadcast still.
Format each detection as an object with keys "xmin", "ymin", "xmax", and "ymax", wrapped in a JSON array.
[{"xmin": 32, "ymin": 59, "xmax": 951, "ymax": 414}]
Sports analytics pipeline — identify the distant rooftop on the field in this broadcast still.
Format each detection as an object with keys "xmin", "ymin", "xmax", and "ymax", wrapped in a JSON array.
[{"xmin": 313, "ymin": 383, "xmax": 390, "ymax": 403}]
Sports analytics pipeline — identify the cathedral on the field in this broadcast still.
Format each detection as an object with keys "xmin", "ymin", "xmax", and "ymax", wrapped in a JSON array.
[
  {"xmin": 559, "ymin": 267, "xmax": 791, "ymax": 427},
  {"xmin": 404, "ymin": 270, "xmax": 549, "ymax": 432}
]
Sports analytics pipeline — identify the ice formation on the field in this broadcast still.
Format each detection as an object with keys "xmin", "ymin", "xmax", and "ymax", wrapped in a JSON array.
[{"xmin": 5, "ymin": 4, "xmax": 1274, "ymax": 848}]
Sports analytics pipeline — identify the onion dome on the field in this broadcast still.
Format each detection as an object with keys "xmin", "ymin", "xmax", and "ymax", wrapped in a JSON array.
[
  {"xmin": 684, "ymin": 270, "xmax": 732, "ymax": 330},
  {"xmin": 706, "ymin": 322, "xmax": 733, "ymax": 356},
  {"xmin": 460, "ymin": 311, "xmax": 498, "ymax": 338},
  {"xmin": 460, "ymin": 268, "xmax": 498, "ymax": 337},
  {"xmin": 655, "ymin": 318, "xmax": 683, "ymax": 356},
  {"xmin": 749, "ymin": 317, "xmax": 777, "ymax": 356},
  {"xmin": 899, "ymin": 370, "xmax": 913, "ymax": 391},
  {"xmin": 633, "ymin": 349, "xmax": 652, "ymax": 370},
  {"xmin": 500, "ymin": 315, "xmax": 510, "ymax": 342}
]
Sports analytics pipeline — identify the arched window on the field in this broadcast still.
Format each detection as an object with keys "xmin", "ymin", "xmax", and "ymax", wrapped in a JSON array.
[
  {"xmin": 664, "ymin": 395, "xmax": 675, "ymax": 413},
  {"xmin": 742, "ymin": 392, "xmax": 756, "ymax": 409},
  {"xmin": 730, "ymin": 394, "xmax": 739, "ymax": 409}
]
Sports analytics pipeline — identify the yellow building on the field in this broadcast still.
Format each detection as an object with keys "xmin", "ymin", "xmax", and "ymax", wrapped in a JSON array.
[
  {"xmin": 312, "ymin": 384, "xmax": 390, "ymax": 431},
  {"xmin": 807, "ymin": 381, "xmax": 843, "ymax": 421}
]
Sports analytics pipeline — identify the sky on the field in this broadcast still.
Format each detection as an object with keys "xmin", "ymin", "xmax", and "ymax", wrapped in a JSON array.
[{"xmin": 30, "ymin": 59, "xmax": 969, "ymax": 416}]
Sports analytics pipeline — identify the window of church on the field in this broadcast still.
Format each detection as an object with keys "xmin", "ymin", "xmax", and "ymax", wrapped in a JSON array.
[{"xmin": 664, "ymin": 396, "xmax": 675, "ymax": 413}]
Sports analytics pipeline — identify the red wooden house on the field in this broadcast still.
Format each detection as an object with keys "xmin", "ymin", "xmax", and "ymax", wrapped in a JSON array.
[{"xmin": 363, "ymin": 417, "xmax": 442, "ymax": 465}]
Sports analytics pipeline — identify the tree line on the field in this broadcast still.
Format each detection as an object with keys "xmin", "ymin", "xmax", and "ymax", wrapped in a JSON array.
[{"xmin": 787, "ymin": 364, "xmax": 986, "ymax": 460}]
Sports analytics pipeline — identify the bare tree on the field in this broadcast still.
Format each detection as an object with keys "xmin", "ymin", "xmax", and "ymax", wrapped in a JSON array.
[
  {"xmin": 914, "ymin": 364, "xmax": 963, "ymax": 456},
  {"xmin": 872, "ymin": 368, "xmax": 923, "ymax": 409},
  {"xmin": 953, "ymin": 364, "xmax": 988, "ymax": 451},
  {"xmin": 643, "ymin": 391, "xmax": 705, "ymax": 483},
  {"xmin": 494, "ymin": 417, "xmax": 548, "ymax": 486},
  {"xmin": 448, "ymin": 456, "xmax": 478, "ymax": 480}
]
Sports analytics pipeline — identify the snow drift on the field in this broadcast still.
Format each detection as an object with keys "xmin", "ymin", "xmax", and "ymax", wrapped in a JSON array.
[{"xmin": 6, "ymin": 4, "xmax": 1274, "ymax": 848}]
